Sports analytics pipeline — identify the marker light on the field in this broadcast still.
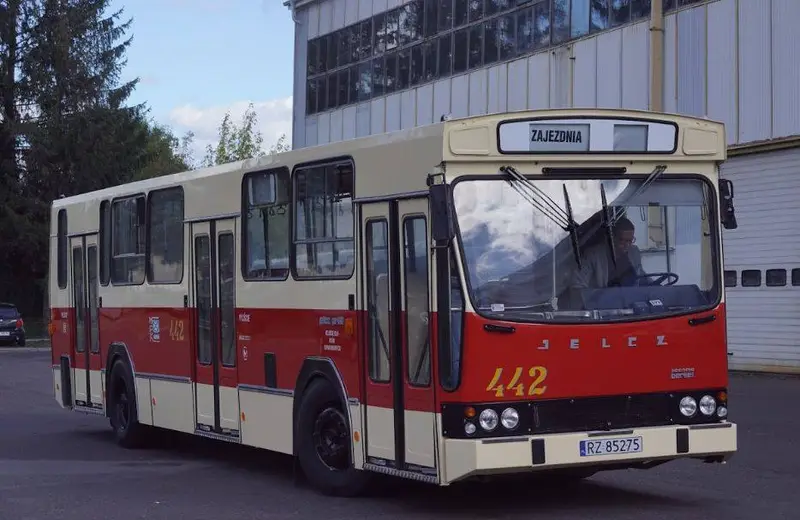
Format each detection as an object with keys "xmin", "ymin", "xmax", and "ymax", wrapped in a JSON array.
[
  {"xmin": 479, "ymin": 409, "xmax": 498, "ymax": 431},
  {"xmin": 679, "ymin": 396, "xmax": 697, "ymax": 417}
]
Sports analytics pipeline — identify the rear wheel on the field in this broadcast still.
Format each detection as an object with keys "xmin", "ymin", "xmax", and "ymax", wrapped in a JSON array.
[
  {"xmin": 108, "ymin": 360, "xmax": 146, "ymax": 448},
  {"xmin": 296, "ymin": 378, "xmax": 369, "ymax": 497}
]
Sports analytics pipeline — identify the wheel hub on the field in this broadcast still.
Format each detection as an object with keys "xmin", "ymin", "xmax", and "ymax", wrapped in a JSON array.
[{"xmin": 312, "ymin": 406, "xmax": 349, "ymax": 470}]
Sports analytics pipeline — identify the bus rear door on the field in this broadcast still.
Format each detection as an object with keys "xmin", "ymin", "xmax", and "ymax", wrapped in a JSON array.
[
  {"xmin": 69, "ymin": 234, "xmax": 102, "ymax": 411},
  {"xmin": 360, "ymin": 197, "xmax": 437, "ymax": 480}
]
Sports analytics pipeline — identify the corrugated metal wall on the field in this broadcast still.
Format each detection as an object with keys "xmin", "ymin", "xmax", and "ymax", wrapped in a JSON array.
[
  {"xmin": 721, "ymin": 146, "xmax": 800, "ymax": 371},
  {"xmin": 294, "ymin": 0, "xmax": 800, "ymax": 150}
]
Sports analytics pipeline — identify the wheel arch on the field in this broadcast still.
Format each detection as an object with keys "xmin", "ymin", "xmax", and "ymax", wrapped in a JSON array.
[{"xmin": 292, "ymin": 356, "xmax": 356, "ymax": 459}]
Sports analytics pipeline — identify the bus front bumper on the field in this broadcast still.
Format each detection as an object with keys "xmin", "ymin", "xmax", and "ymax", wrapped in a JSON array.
[{"xmin": 442, "ymin": 421, "xmax": 737, "ymax": 484}]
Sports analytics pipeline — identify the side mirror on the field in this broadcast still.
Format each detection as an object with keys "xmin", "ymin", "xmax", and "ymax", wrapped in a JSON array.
[
  {"xmin": 719, "ymin": 178, "xmax": 737, "ymax": 230},
  {"xmin": 429, "ymin": 182, "xmax": 455, "ymax": 244}
]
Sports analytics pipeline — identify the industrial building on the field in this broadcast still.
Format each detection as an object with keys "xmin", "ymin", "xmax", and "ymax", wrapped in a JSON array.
[{"xmin": 284, "ymin": 0, "xmax": 800, "ymax": 372}]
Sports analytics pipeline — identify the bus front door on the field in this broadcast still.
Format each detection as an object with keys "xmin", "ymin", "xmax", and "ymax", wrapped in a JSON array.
[
  {"xmin": 191, "ymin": 218, "xmax": 241, "ymax": 439},
  {"xmin": 360, "ymin": 197, "xmax": 437, "ymax": 480},
  {"xmin": 69, "ymin": 234, "xmax": 102, "ymax": 411}
]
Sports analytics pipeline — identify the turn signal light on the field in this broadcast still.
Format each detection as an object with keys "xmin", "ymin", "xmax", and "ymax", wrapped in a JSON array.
[
  {"xmin": 48, "ymin": 322, "xmax": 56, "ymax": 336},
  {"xmin": 717, "ymin": 391, "xmax": 727, "ymax": 403},
  {"xmin": 464, "ymin": 406, "xmax": 476, "ymax": 418},
  {"xmin": 344, "ymin": 317, "xmax": 354, "ymax": 336}
]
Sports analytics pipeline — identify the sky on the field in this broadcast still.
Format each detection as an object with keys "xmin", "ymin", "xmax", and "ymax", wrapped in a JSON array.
[{"xmin": 108, "ymin": 0, "xmax": 296, "ymax": 163}]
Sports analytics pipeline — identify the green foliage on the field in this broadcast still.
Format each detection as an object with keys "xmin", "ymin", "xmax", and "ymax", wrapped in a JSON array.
[{"xmin": 202, "ymin": 102, "xmax": 290, "ymax": 167}]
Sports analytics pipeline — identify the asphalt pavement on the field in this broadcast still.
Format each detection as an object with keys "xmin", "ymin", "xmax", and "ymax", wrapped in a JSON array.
[{"xmin": 1, "ymin": 347, "xmax": 798, "ymax": 520}]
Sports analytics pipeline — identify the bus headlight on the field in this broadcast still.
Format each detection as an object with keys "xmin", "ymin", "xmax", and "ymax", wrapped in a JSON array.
[
  {"xmin": 679, "ymin": 396, "xmax": 697, "ymax": 417},
  {"xmin": 479, "ymin": 409, "xmax": 498, "ymax": 431},
  {"xmin": 500, "ymin": 408, "xmax": 519, "ymax": 430},
  {"xmin": 464, "ymin": 422, "xmax": 477, "ymax": 435},
  {"xmin": 699, "ymin": 395, "xmax": 716, "ymax": 416}
]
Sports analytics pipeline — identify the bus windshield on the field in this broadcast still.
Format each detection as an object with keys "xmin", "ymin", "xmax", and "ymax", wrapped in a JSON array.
[{"xmin": 452, "ymin": 174, "xmax": 720, "ymax": 322}]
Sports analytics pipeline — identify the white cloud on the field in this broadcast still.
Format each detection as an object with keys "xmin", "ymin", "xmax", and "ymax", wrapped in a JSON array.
[{"xmin": 167, "ymin": 96, "xmax": 293, "ymax": 163}]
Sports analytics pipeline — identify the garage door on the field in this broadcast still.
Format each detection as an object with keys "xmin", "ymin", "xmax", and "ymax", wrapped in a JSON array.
[{"xmin": 720, "ymin": 146, "xmax": 800, "ymax": 372}]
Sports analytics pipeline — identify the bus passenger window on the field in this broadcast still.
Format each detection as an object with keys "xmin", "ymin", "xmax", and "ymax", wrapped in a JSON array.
[
  {"xmin": 404, "ymin": 217, "xmax": 430, "ymax": 387},
  {"xmin": 243, "ymin": 168, "xmax": 290, "ymax": 280},
  {"xmin": 294, "ymin": 160, "xmax": 355, "ymax": 278}
]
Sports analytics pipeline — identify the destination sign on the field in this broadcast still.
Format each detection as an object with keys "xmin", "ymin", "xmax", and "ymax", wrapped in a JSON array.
[
  {"xmin": 497, "ymin": 117, "xmax": 678, "ymax": 154},
  {"xmin": 528, "ymin": 124, "xmax": 590, "ymax": 152}
]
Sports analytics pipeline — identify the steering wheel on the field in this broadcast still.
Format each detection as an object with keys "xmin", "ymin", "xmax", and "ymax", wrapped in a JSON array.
[{"xmin": 635, "ymin": 272, "xmax": 679, "ymax": 286}]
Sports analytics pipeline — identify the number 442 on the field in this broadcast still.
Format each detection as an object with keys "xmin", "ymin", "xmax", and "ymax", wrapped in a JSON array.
[{"xmin": 486, "ymin": 366, "xmax": 548, "ymax": 397}]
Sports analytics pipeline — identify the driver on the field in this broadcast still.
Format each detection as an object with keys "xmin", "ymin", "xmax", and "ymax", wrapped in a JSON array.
[{"xmin": 571, "ymin": 217, "xmax": 645, "ymax": 289}]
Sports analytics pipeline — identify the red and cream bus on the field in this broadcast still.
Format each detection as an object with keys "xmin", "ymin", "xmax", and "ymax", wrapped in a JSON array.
[{"xmin": 48, "ymin": 108, "xmax": 739, "ymax": 496}]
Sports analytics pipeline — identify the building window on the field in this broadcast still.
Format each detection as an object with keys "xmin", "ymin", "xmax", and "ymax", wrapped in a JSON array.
[
  {"xmin": 792, "ymin": 268, "xmax": 800, "ymax": 287},
  {"xmin": 293, "ymin": 160, "xmax": 355, "ymax": 279},
  {"xmin": 723, "ymin": 270, "xmax": 736, "ymax": 288},
  {"xmin": 147, "ymin": 187, "xmax": 184, "ymax": 284},
  {"xmin": 741, "ymin": 269, "xmax": 761, "ymax": 288},
  {"xmin": 765, "ymin": 269, "xmax": 786, "ymax": 287},
  {"xmin": 111, "ymin": 195, "xmax": 145, "ymax": 285},
  {"xmin": 305, "ymin": 0, "xmax": 698, "ymax": 116},
  {"xmin": 242, "ymin": 168, "xmax": 291, "ymax": 281}
]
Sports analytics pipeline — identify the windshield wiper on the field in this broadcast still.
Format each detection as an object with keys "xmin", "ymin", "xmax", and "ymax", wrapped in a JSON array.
[
  {"xmin": 500, "ymin": 165, "xmax": 582, "ymax": 268},
  {"xmin": 600, "ymin": 183, "xmax": 617, "ymax": 267},
  {"xmin": 611, "ymin": 164, "xmax": 667, "ymax": 224}
]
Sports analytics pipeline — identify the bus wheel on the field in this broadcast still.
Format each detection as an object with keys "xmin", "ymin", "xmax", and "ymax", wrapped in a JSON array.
[
  {"xmin": 108, "ymin": 361, "xmax": 145, "ymax": 449},
  {"xmin": 296, "ymin": 378, "xmax": 368, "ymax": 497}
]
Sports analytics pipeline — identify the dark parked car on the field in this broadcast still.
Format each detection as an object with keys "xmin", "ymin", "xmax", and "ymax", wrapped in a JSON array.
[{"xmin": 0, "ymin": 303, "xmax": 26, "ymax": 346}]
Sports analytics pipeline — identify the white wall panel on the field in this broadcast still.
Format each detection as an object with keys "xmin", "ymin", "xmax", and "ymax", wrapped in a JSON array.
[
  {"xmin": 317, "ymin": 112, "xmax": 331, "ymax": 144},
  {"xmin": 330, "ymin": 109, "xmax": 344, "ymax": 142},
  {"xmin": 308, "ymin": 4, "xmax": 320, "ymax": 39},
  {"xmin": 305, "ymin": 117, "xmax": 318, "ymax": 147},
  {"xmin": 358, "ymin": 0, "xmax": 372, "ymax": 20},
  {"xmin": 737, "ymin": 0, "xmax": 772, "ymax": 144},
  {"xmin": 572, "ymin": 38, "xmax": 597, "ymax": 108},
  {"xmin": 342, "ymin": 106, "xmax": 357, "ymax": 140},
  {"xmin": 621, "ymin": 22, "xmax": 649, "ymax": 111},
  {"xmin": 345, "ymin": 0, "xmax": 359, "ymax": 25},
  {"xmin": 433, "ymin": 79, "xmax": 451, "ymax": 121},
  {"xmin": 370, "ymin": 98, "xmax": 386, "ymax": 134},
  {"xmin": 386, "ymin": 93, "xmax": 401, "ymax": 132},
  {"xmin": 401, "ymin": 90, "xmax": 416, "ymax": 129},
  {"xmin": 373, "ymin": 0, "xmax": 388, "ymax": 16},
  {"xmin": 676, "ymin": 6, "xmax": 706, "ymax": 118},
  {"xmin": 771, "ymin": 0, "xmax": 800, "ymax": 139},
  {"xmin": 332, "ymin": 0, "xmax": 346, "ymax": 30},
  {"xmin": 663, "ymin": 13, "xmax": 677, "ymax": 113},
  {"xmin": 293, "ymin": 9, "xmax": 309, "ymax": 149},
  {"xmin": 527, "ymin": 53, "xmax": 549, "ymax": 109},
  {"xmin": 469, "ymin": 69, "xmax": 488, "ymax": 115},
  {"xmin": 356, "ymin": 103, "xmax": 371, "ymax": 137},
  {"xmin": 706, "ymin": 0, "xmax": 738, "ymax": 146},
  {"xmin": 596, "ymin": 30, "xmax": 621, "ymax": 108},
  {"xmin": 487, "ymin": 64, "xmax": 507, "ymax": 115},
  {"xmin": 507, "ymin": 58, "xmax": 527, "ymax": 111},
  {"xmin": 451, "ymin": 75, "xmax": 469, "ymax": 117},
  {"xmin": 550, "ymin": 48, "xmax": 570, "ymax": 108},
  {"xmin": 416, "ymin": 84, "xmax": 434, "ymax": 125},
  {"xmin": 319, "ymin": 1, "xmax": 333, "ymax": 35}
]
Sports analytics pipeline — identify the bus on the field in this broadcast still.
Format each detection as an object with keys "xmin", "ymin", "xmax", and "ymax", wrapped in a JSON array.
[{"xmin": 48, "ymin": 108, "xmax": 739, "ymax": 496}]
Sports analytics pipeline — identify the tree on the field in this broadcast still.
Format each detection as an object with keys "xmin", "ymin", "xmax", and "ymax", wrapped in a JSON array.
[{"xmin": 202, "ymin": 102, "xmax": 290, "ymax": 167}]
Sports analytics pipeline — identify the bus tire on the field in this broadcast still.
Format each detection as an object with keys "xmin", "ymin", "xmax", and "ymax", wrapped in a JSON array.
[
  {"xmin": 108, "ymin": 360, "xmax": 146, "ymax": 449},
  {"xmin": 296, "ymin": 378, "xmax": 368, "ymax": 497}
]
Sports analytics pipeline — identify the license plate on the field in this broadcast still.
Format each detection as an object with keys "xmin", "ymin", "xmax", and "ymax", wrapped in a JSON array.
[
  {"xmin": 579, "ymin": 436, "xmax": 643, "ymax": 457},
  {"xmin": 0, "ymin": 331, "xmax": 10, "ymax": 336}
]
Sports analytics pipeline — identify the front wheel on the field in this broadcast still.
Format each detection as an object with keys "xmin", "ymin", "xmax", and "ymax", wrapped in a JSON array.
[{"xmin": 296, "ymin": 379, "xmax": 369, "ymax": 497}]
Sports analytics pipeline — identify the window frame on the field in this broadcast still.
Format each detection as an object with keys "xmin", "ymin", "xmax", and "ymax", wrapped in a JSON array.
[
  {"xmin": 99, "ymin": 200, "xmax": 111, "ymax": 286},
  {"xmin": 57, "ymin": 209, "xmax": 68, "ymax": 290},
  {"xmin": 146, "ymin": 186, "xmax": 185, "ymax": 285},
  {"xmin": 240, "ymin": 166, "xmax": 292, "ymax": 282},
  {"xmin": 110, "ymin": 192, "xmax": 147, "ymax": 287},
  {"xmin": 290, "ymin": 156, "xmax": 356, "ymax": 281}
]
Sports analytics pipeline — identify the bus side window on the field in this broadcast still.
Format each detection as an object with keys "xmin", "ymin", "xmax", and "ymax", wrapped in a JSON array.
[{"xmin": 442, "ymin": 249, "xmax": 464, "ymax": 390}]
